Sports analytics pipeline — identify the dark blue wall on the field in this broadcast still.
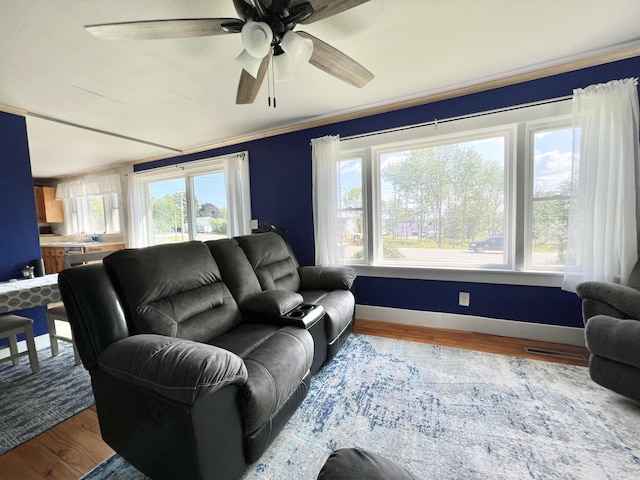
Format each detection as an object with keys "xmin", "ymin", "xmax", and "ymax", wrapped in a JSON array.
[
  {"xmin": 0, "ymin": 111, "xmax": 47, "ymax": 337},
  {"xmin": 138, "ymin": 56, "xmax": 639, "ymax": 329}
]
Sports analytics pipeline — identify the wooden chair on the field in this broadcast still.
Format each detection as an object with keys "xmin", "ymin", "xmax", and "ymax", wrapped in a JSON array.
[
  {"xmin": 0, "ymin": 314, "xmax": 40, "ymax": 374},
  {"xmin": 47, "ymin": 250, "xmax": 116, "ymax": 365},
  {"xmin": 46, "ymin": 305, "xmax": 80, "ymax": 365}
]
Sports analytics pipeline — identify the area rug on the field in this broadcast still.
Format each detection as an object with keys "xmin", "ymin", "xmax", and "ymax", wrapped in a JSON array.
[
  {"xmin": 0, "ymin": 343, "xmax": 94, "ymax": 454},
  {"xmin": 83, "ymin": 334, "xmax": 640, "ymax": 480}
]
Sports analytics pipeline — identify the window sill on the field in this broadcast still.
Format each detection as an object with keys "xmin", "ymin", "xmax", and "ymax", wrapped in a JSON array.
[{"xmin": 350, "ymin": 264, "xmax": 564, "ymax": 287}]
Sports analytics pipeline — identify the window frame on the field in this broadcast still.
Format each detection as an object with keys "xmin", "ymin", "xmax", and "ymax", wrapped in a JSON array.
[
  {"xmin": 336, "ymin": 154, "xmax": 367, "ymax": 265},
  {"xmin": 135, "ymin": 156, "xmax": 231, "ymax": 245},
  {"xmin": 523, "ymin": 117, "xmax": 574, "ymax": 272},
  {"xmin": 62, "ymin": 192, "xmax": 122, "ymax": 235},
  {"xmin": 338, "ymin": 100, "xmax": 573, "ymax": 287}
]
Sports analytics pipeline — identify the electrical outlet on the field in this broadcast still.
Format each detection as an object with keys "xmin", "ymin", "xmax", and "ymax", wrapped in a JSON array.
[
  {"xmin": 250, "ymin": 219, "xmax": 259, "ymax": 230},
  {"xmin": 459, "ymin": 292, "xmax": 470, "ymax": 307}
]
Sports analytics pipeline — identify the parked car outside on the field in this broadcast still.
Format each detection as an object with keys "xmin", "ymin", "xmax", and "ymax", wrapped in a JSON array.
[{"xmin": 468, "ymin": 236, "xmax": 503, "ymax": 253}]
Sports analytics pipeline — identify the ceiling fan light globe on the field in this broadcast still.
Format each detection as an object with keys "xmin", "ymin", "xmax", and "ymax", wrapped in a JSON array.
[
  {"xmin": 280, "ymin": 31, "xmax": 313, "ymax": 64},
  {"xmin": 235, "ymin": 49, "xmax": 263, "ymax": 79},
  {"xmin": 241, "ymin": 21, "xmax": 273, "ymax": 58},
  {"xmin": 274, "ymin": 53, "xmax": 295, "ymax": 82}
]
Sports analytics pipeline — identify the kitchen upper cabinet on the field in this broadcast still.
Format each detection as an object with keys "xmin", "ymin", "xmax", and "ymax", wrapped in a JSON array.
[{"xmin": 34, "ymin": 186, "xmax": 64, "ymax": 223}]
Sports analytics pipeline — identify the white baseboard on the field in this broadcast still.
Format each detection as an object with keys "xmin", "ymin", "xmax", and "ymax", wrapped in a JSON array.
[{"xmin": 355, "ymin": 305, "xmax": 586, "ymax": 347}]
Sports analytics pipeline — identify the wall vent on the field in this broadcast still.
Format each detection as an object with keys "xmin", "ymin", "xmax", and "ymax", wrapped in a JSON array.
[{"xmin": 524, "ymin": 347, "xmax": 587, "ymax": 362}]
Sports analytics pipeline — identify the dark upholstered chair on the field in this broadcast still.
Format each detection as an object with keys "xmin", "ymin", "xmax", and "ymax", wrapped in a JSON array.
[
  {"xmin": 59, "ymin": 241, "xmax": 313, "ymax": 480},
  {"xmin": 576, "ymin": 261, "xmax": 640, "ymax": 402},
  {"xmin": 317, "ymin": 448, "xmax": 417, "ymax": 480},
  {"xmin": 576, "ymin": 261, "xmax": 640, "ymax": 321}
]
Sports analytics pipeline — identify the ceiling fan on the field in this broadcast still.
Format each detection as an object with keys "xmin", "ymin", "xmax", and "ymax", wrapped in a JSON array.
[{"xmin": 85, "ymin": 0, "xmax": 374, "ymax": 105}]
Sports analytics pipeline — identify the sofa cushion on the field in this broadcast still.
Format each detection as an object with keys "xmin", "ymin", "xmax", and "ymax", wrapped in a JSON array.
[
  {"xmin": 236, "ymin": 232, "xmax": 301, "ymax": 292},
  {"xmin": 206, "ymin": 238, "xmax": 262, "ymax": 304},
  {"xmin": 210, "ymin": 323, "xmax": 314, "ymax": 436},
  {"xmin": 104, "ymin": 241, "xmax": 242, "ymax": 342}
]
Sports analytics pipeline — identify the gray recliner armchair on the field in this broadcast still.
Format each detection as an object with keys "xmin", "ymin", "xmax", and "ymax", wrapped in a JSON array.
[{"xmin": 576, "ymin": 261, "xmax": 640, "ymax": 402}]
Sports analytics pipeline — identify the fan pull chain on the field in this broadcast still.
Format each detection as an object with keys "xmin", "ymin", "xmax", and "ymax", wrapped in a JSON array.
[
  {"xmin": 267, "ymin": 58, "xmax": 272, "ymax": 108},
  {"xmin": 264, "ymin": 54, "xmax": 277, "ymax": 109},
  {"xmin": 271, "ymin": 56, "xmax": 277, "ymax": 109}
]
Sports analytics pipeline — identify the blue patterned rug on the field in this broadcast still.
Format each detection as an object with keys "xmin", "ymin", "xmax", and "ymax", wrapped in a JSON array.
[
  {"xmin": 0, "ymin": 342, "xmax": 94, "ymax": 454},
  {"xmin": 83, "ymin": 334, "xmax": 640, "ymax": 479}
]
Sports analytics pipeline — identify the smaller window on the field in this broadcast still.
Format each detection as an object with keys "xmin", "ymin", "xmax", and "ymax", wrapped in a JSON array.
[
  {"xmin": 63, "ymin": 193, "xmax": 122, "ymax": 235},
  {"xmin": 133, "ymin": 153, "xmax": 250, "ymax": 247},
  {"xmin": 526, "ymin": 124, "xmax": 575, "ymax": 270},
  {"xmin": 337, "ymin": 157, "xmax": 364, "ymax": 263}
]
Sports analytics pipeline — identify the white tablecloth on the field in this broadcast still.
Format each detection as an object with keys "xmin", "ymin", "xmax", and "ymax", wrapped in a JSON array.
[{"xmin": 0, "ymin": 274, "xmax": 60, "ymax": 313}]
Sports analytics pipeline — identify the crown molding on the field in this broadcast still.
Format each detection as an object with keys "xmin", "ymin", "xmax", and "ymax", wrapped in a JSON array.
[
  {"xmin": 131, "ymin": 42, "xmax": 640, "ymax": 167},
  {"xmin": 0, "ymin": 104, "xmax": 27, "ymax": 117}
]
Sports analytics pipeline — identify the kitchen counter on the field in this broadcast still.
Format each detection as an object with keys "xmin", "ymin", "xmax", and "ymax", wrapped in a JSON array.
[
  {"xmin": 42, "ymin": 241, "xmax": 125, "ymax": 248},
  {"xmin": 40, "ymin": 242, "xmax": 126, "ymax": 274}
]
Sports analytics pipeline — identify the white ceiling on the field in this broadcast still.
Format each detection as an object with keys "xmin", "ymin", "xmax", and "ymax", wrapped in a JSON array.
[{"xmin": 2, "ymin": 0, "xmax": 640, "ymax": 179}]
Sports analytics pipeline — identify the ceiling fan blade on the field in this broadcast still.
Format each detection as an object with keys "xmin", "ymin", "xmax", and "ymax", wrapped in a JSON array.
[
  {"xmin": 300, "ymin": 0, "xmax": 370, "ymax": 24},
  {"xmin": 297, "ymin": 31, "xmax": 373, "ymax": 88},
  {"xmin": 236, "ymin": 52, "xmax": 272, "ymax": 104},
  {"xmin": 85, "ymin": 18, "xmax": 245, "ymax": 40}
]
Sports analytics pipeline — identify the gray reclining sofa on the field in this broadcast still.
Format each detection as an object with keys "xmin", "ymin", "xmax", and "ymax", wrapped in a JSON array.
[{"xmin": 58, "ymin": 234, "xmax": 356, "ymax": 480}]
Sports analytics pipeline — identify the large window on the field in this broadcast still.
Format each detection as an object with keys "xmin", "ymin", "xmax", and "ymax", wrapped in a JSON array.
[
  {"xmin": 337, "ymin": 100, "xmax": 574, "ymax": 277},
  {"xmin": 132, "ymin": 153, "xmax": 251, "ymax": 246}
]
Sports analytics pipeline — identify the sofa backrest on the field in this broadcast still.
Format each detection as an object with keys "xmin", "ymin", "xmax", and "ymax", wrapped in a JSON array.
[
  {"xmin": 104, "ymin": 241, "xmax": 242, "ymax": 343},
  {"xmin": 235, "ymin": 232, "xmax": 301, "ymax": 292},
  {"xmin": 205, "ymin": 238, "xmax": 262, "ymax": 305}
]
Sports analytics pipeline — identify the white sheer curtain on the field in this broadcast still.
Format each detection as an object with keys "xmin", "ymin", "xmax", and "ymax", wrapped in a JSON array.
[
  {"xmin": 225, "ymin": 153, "xmax": 252, "ymax": 237},
  {"xmin": 312, "ymin": 134, "xmax": 340, "ymax": 266},
  {"xmin": 126, "ymin": 173, "xmax": 150, "ymax": 248},
  {"xmin": 563, "ymin": 78, "xmax": 640, "ymax": 292},
  {"xmin": 56, "ymin": 173, "xmax": 123, "ymax": 235},
  {"xmin": 56, "ymin": 173, "xmax": 122, "ymax": 199}
]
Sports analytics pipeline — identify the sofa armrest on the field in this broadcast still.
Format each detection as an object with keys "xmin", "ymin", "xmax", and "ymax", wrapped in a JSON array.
[
  {"xmin": 576, "ymin": 281, "xmax": 640, "ymax": 319},
  {"xmin": 298, "ymin": 266, "xmax": 356, "ymax": 291},
  {"xmin": 240, "ymin": 290, "xmax": 304, "ymax": 316},
  {"xmin": 98, "ymin": 334, "xmax": 247, "ymax": 405}
]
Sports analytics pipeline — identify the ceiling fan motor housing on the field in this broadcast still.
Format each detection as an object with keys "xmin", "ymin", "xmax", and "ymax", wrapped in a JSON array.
[{"xmin": 233, "ymin": 0, "xmax": 314, "ymax": 47}]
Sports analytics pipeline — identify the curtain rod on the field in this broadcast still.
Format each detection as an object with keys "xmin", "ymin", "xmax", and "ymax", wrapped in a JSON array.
[{"xmin": 340, "ymin": 95, "xmax": 573, "ymax": 142}]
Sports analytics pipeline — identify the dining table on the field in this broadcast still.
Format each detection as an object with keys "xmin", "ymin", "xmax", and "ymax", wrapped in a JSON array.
[{"xmin": 0, "ymin": 274, "xmax": 60, "ymax": 313}]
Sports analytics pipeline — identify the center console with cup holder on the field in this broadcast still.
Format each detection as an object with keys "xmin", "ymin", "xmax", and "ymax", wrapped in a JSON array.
[{"xmin": 281, "ymin": 304, "xmax": 326, "ymax": 375}]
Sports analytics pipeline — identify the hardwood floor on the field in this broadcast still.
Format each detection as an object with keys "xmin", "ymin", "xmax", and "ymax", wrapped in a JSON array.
[
  {"xmin": 0, "ymin": 406, "xmax": 112, "ymax": 480},
  {"xmin": 353, "ymin": 319, "xmax": 590, "ymax": 367},
  {"xmin": 0, "ymin": 320, "xmax": 589, "ymax": 479}
]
